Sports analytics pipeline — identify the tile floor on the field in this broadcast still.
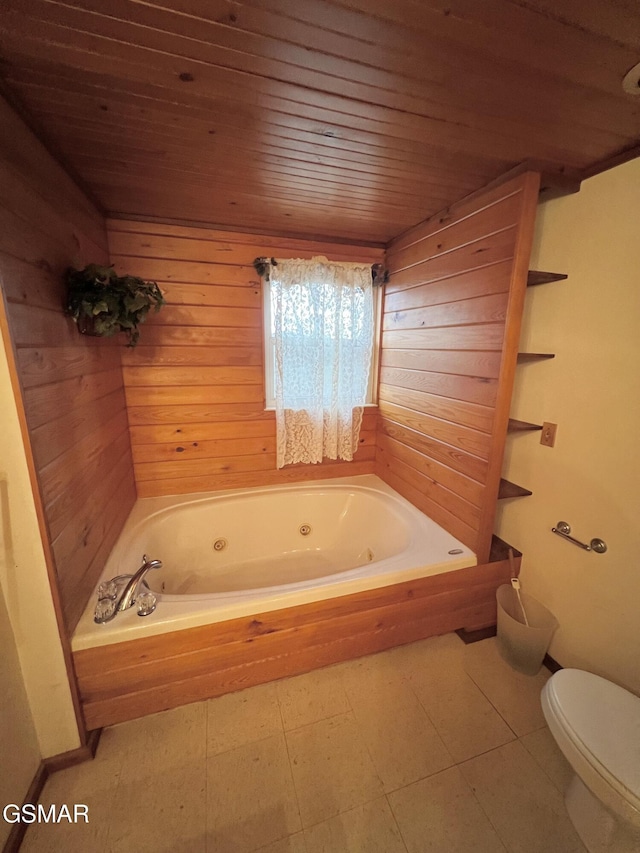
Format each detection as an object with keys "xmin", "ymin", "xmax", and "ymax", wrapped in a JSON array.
[{"xmin": 21, "ymin": 635, "xmax": 586, "ymax": 853}]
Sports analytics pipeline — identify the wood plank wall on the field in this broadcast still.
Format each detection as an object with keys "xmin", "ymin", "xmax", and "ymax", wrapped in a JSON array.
[
  {"xmin": 108, "ymin": 219, "xmax": 384, "ymax": 497},
  {"xmin": 0, "ymin": 95, "xmax": 136, "ymax": 634},
  {"xmin": 376, "ymin": 173, "xmax": 540, "ymax": 563}
]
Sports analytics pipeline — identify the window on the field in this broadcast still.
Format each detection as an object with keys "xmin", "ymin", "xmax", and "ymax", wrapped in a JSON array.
[
  {"xmin": 263, "ymin": 262, "xmax": 381, "ymax": 410},
  {"xmin": 261, "ymin": 256, "xmax": 381, "ymax": 467}
]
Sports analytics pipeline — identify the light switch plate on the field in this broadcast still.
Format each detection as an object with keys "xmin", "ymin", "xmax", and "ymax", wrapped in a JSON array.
[{"xmin": 540, "ymin": 422, "xmax": 557, "ymax": 447}]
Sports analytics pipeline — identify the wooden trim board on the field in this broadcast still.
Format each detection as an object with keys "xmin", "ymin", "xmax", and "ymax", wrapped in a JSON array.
[
  {"xmin": 1, "ymin": 764, "xmax": 48, "ymax": 853},
  {"xmin": 43, "ymin": 728, "xmax": 102, "ymax": 774},
  {"xmin": 74, "ymin": 550, "xmax": 520, "ymax": 729}
]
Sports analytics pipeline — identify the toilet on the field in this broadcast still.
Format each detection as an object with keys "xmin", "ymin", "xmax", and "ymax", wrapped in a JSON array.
[{"xmin": 541, "ymin": 669, "xmax": 640, "ymax": 853}]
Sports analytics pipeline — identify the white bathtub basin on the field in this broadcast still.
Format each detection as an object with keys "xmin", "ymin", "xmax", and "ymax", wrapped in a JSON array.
[{"xmin": 72, "ymin": 474, "xmax": 476, "ymax": 650}]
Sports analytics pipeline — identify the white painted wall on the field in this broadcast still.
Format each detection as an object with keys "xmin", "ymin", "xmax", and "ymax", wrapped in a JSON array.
[
  {"xmin": 0, "ymin": 583, "xmax": 40, "ymax": 848},
  {"xmin": 496, "ymin": 158, "xmax": 640, "ymax": 694},
  {"xmin": 0, "ymin": 329, "xmax": 81, "ymax": 760}
]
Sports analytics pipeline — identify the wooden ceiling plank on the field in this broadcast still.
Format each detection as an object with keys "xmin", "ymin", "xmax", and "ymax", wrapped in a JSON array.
[
  {"xmin": 33, "ymin": 116, "xmax": 486, "ymax": 193},
  {"xmin": 247, "ymin": 0, "xmax": 640, "ymax": 96},
  {"xmin": 72, "ymin": 153, "xmax": 455, "ymax": 207},
  {"xmin": 6, "ymin": 67, "xmax": 510, "ymax": 178},
  {"xmin": 1, "ymin": 0, "xmax": 637, "ymax": 241},
  {"xmin": 34, "ymin": 0, "xmax": 640, "ymax": 139},
  {"xmin": 1, "ymin": 8, "xmax": 630, "ymax": 163},
  {"xmin": 69, "ymin": 143, "xmax": 480, "ymax": 202},
  {"xmin": 99, "ymin": 192, "xmax": 403, "ymax": 242},
  {"xmin": 0, "ymin": 47, "xmax": 590, "ymax": 170},
  {"xmin": 94, "ymin": 179, "xmax": 417, "ymax": 218},
  {"xmin": 93, "ymin": 185, "xmax": 444, "ymax": 225},
  {"xmin": 506, "ymin": 0, "xmax": 640, "ymax": 50},
  {"xmin": 86, "ymin": 172, "xmax": 437, "ymax": 222},
  {"xmin": 33, "ymin": 110, "xmax": 491, "ymax": 192}
]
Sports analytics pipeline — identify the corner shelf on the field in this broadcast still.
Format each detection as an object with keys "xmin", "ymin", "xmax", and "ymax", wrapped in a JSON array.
[
  {"xmin": 497, "ymin": 265, "xmax": 566, "ymax": 515},
  {"xmin": 527, "ymin": 270, "xmax": 568, "ymax": 287},
  {"xmin": 517, "ymin": 352, "xmax": 555, "ymax": 363},
  {"xmin": 498, "ymin": 478, "xmax": 533, "ymax": 499},
  {"xmin": 508, "ymin": 418, "xmax": 543, "ymax": 433},
  {"xmin": 538, "ymin": 172, "xmax": 581, "ymax": 202}
]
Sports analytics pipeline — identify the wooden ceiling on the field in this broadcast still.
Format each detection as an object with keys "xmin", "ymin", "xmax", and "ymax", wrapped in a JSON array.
[{"xmin": 1, "ymin": 0, "xmax": 639, "ymax": 244}]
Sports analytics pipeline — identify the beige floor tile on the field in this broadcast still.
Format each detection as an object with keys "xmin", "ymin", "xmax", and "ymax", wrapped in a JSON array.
[
  {"xmin": 463, "ymin": 638, "xmax": 550, "ymax": 735},
  {"xmin": 276, "ymin": 667, "xmax": 351, "ymax": 731},
  {"xmin": 335, "ymin": 648, "xmax": 409, "ymax": 696},
  {"xmin": 21, "ymin": 814, "xmax": 109, "ymax": 853},
  {"xmin": 106, "ymin": 705, "xmax": 208, "ymax": 852},
  {"xmin": 386, "ymin": 633, "xmax": 467, "ymax": 679},
  {"xmin": 286, "ymin": 712, "xmax": 384, "ymax": 827},
  {"xmin": 108, "ymin": 763, "xmax": 207, "ymax": 853},
  {"xmin": 107, "ymin": 700, "xmax": 207, "ymax": 780},
  {"xmin": 304, "ymin": 797, "xmax": 407, "ymax": 853},
  {"xmin": 520, "ymin": 727, "xmax": 574, "ymax": 793},
  {"xmin": 22, "ymin": 634, "xmax": 586, "ymax": 853},
  {"xmin": 460, "ymin": 740, "xmax": 586, "ymax": 853},
  {"xmin": 207, "ymin": 683, "xmax": 283, "ymax": 755},
  {"xmin": 344, "ymin": 674, "xmax": 453, "ymax": 792},
  {"xmin": 21, "ymin": 727, "xmax": 131, "ymax": 851},
  {"xmin": 207, "ymin": 732, "xmax": 301, "ymax": 853},
  {"xmin": 254, "ymin": 832, "xmax": 308, "ymax": 853},
  {"xmin": 94, "ymin": 702, "xmax": 206, "ymax": 853},
  {"xmin": 407, "ymin": 663, "xmax": 516, "ymax": 763},
  {"xmin": 20, "ymin": 753, "xmax": 121, "ymax": 853},
  {"xmin": 388, "ymin": 766, "xmax": 507, "ymax": 853}
]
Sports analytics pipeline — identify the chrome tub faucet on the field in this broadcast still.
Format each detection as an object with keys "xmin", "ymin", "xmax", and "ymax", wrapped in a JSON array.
[
  {"xmin": 117, "ymin": 557, "xmax": 163, "ymax": 612},
  {"xmin": 94, "ymin": 555, "xmax": 162, "ymax": 623}
]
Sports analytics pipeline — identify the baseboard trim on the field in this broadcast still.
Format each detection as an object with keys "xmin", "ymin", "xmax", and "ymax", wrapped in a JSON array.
[
  {"xmin": 456, "ymin": 625, "xmax": 564, "ymax": 676},
  {"xmin": 2, "ymin": 763, "xmax": 48, "ymax": 853},
  {"xmin": 455, "ymin": 625, "xmax": 497, "ymax": 644},
  {"xmin": 2, "ymin": 730, "xmax": 101, "ymax": 853},
  {"xmin": 543, "ymin": 652, "xmax": 563, "ymax": 673},
  {"xmin": 43, "ymin": 728, "xmax": 102, "ymax": 774}
]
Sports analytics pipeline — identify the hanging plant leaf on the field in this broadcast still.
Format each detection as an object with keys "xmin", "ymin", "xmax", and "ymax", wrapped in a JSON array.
[
  {"xmin": 65, "ymin": 265, "xmax": 165, "ymax": 347},
  {"xmin": 92, "ymin": 300, "xmax": 110, "ymax": 315}
]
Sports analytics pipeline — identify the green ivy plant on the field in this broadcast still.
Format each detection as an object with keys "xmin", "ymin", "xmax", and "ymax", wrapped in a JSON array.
[{"xmin": 66, "ymin": 264, "xmax": 165, "ymax": 347}]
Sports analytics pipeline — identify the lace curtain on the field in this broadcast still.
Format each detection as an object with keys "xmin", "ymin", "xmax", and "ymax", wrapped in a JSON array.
[{"xmin": 270, "ymin": 256, "xmax": 374, "ymax": 469}]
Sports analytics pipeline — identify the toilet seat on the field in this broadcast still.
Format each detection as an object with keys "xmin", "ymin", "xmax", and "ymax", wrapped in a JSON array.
[{"xmin": 542, "ymin": 669, "xmax": 640, "ymax": 827}]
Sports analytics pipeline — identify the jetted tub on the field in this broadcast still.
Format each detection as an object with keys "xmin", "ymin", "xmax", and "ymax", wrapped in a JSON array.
[{"xmin": 72, "ymin": 474, "xmax": 476, "ymax": 651}]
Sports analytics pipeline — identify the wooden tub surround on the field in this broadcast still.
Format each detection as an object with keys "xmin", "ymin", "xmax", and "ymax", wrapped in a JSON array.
[
  {"xmin": 74, "ymin": 537, "xmax": 520, "ymax": 729},
  {"xmin": 376, "ymin": 171, "xmax": 541, "ymax": 565}
]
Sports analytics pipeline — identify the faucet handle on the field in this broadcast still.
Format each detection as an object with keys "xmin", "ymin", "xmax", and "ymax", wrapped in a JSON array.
[
  {"xmin": 97, "ymin": 578, "xmax": 120, "ymax": 600},
  {"xmin": 136, "ymin": 590, "xmax": 157, "ymax": 617},
  {"xmin": 94, "ymin": 596, "xmax": 118, "ymax": 624}
]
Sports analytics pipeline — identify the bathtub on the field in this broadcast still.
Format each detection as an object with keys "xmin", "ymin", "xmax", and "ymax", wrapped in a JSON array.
[{"xmin": 72, "ymin": 474, "xmax": 476, "ymax": 651}]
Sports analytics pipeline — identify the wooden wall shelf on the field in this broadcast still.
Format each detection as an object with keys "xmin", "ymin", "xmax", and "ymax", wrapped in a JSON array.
[
  {"xmin": 527, "ymin": 270, "xmax": 568, "ymax": 287},
  {"xmin": 517, "ymin": 352, "xmax": 555, "ymax": 363},
  {"xmin": 498, "ymin": 478, "xmax": 533, "ymax": 499},
  {"xmin": 538, "ymin": 173, "xmax": 581, "ymax": 201},
  {"xmin": 508, "ymin": 418, "xmax": 543, "ymax": 432},
  {"xmin": 496, "ymin": 260, "xmax": 566, "ymax": 534}
]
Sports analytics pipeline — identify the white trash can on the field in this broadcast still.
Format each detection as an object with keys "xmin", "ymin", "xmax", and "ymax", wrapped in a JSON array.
[{"xmin": 496, "ymin": 584, "xmax": 559, "ymax": 676}]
